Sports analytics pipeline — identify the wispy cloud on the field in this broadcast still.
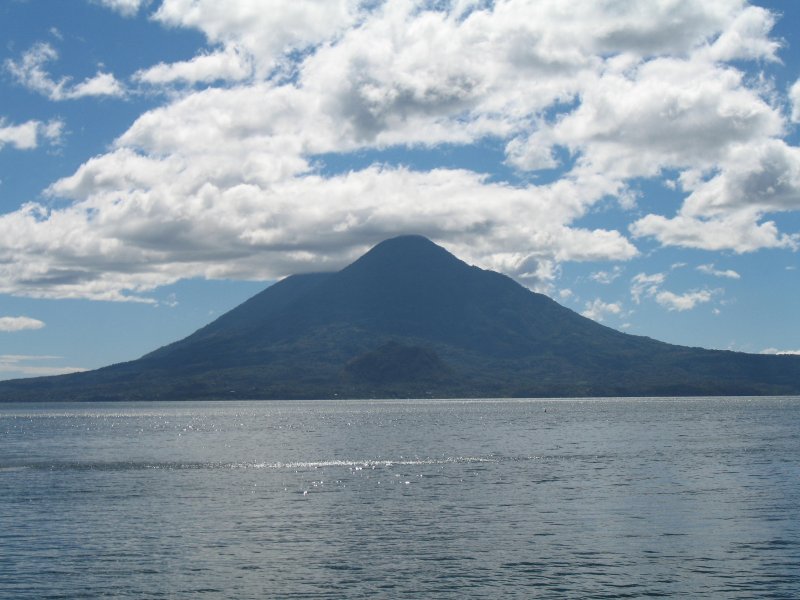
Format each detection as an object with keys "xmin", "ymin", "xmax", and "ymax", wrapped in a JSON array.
[
  {"xmin": 134, "ymin": 46, "xmax": 252, "ymax": 86},
  {"xmin": 790, "ymin": 79, "xmax": 800, "ymax": 124},
  {"xmin": 654, "ymin": 289, "xmax": 715, "ymax": 312},
  {"xmin": 0, "ymin": 316, "xmax": 45, "ymax": 332},
  {"xmin": 631, "ymin": 272, "xmax": 717, "ymax": 312},
  {"xmin": 0, "ymin": 354, "xmax": 87, "ymax": 377},
  {"xmin": 697, "ymin": 263, "xmax": 741, "ymax": 279},
  {"xmin": 93, "ymin": 0, "xmax": 149, "ymax": 17},
  {"xmin": 590, "ymin": 266, "xmax": 623, "ymax": 284},
  {"xmin": 631, "ymin": 272, "xmax": 666, "ymax": 304},
  {"xmin": 761, "ymin": 348, "xmax": 800, "ymax": 356},
  {"xmin": 4, "ymin": 42, "xmax": 125, "ymax": 101}
]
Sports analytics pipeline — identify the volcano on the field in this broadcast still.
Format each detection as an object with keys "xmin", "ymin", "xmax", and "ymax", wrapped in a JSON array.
[{"xmin": 2, "ymin": 235, "xmax": 799, "ymax": 400}]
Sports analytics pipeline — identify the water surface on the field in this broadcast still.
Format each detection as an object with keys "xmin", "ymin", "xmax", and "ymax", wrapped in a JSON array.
[{"xmin": 2, "ymin": 397, "xmax": 798, "ymax": 598}]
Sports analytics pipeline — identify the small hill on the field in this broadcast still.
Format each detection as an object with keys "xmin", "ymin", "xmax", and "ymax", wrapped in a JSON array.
[{"xmin": 1, "ymin": 235, "xmax": 799, "ymax": 400}]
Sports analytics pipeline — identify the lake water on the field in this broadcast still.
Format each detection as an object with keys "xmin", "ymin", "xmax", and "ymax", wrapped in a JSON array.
[{"xmin": 1, "ymin": 397, "xmax": 799, "ymax": 598}]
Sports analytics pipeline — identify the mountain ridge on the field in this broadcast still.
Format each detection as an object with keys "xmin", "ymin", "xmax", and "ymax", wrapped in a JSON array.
[{"xmin": 1, "ymin": 235, "xmax": 799, "ymax": 401}]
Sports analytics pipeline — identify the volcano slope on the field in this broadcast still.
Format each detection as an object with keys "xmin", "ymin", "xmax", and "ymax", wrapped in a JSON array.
[{"xmin": 2, "ymin": 235, "xmax": 799, "ymax": 400}]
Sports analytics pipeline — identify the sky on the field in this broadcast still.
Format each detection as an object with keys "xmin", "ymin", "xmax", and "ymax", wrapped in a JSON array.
[{"xmin": 1, "ymin": 0, "xmax": 799, "ymax": 381}]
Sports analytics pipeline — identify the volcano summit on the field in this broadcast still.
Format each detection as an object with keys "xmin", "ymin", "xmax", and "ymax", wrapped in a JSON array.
[{"xmin": 2, "ymin": 235, "xmax": 799, "ymax": 401}]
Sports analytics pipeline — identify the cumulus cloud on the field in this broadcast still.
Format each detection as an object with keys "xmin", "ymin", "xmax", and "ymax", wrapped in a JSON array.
[
  {"xmin": 70, "ymin": 72, "xmax": 126, "ymax": 99},
  {"xmin": 631, "ymin": 208, "xmax": 799, "ymax": 252},
  {"xmin": 629, "ymin": 121, "xmax": 800, "ymax": 252},
  {"xmin": 0, "ymin": 0, "xmax": 797, "ymax": 301},
  {"xmin": 0, "ymin": 119, "xmax": 62, "ymax": 151},
  {"xmin": 524, "ymin": 56, "xmax": 783, "ymax": 183},
  {"xmin": 151, "ymin": 0, "xmax": 359, "ymax": 78},
  {"xmin": 683, "ymin": 142, "xmax": 800, "ymax": 216},
  {"xmin": 4, "ymin": 42, "xmax": 125, "ymax": 100},
  {"xmin": 0, "ymin": 161, "xmax": 636, "ymax": 301},
  {"xmin": 0, "ymin": 316, "xmax": 45, "ymax": 332},
  {"xmin": 702, "ymin": 4, "xmax": 780, "ymax": 62},
  {"xmin": 581, "ymin": 298, "xmax": 622, "ymax": 322},
  {"xmin": 0, "ymin": 120, "xmax": 39, "ymax": 150}
]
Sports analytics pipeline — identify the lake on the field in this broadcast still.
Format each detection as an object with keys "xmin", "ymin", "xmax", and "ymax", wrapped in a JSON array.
[{"xmin": 1, "ymin": 397, "xmax": 799, "ymax": 598}]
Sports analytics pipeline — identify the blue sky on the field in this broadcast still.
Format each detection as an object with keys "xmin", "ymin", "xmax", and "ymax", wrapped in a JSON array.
[{"xmin": 1, "ymin": 0, "xmax": 799, "ymax": 380}]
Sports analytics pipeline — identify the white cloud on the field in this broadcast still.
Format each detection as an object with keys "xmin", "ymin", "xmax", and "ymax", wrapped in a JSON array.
[
  {"xmin": 152, "ymin": 0, "xmax": 359, "ymax": 78},
  {"xmin": 41, "ymin": 119, "xmax": 65, "ymax": 143},
  {"xmin": 0, "ymin": 0, "xmax": 797, "ymax": 300},
  {"xmin": 4, "ymin": 42, "xmax": 125, "ymax": 101},
  {"xmin": 0, "ymin": 119, "xmax": 39, "ymax": 150},
  {"xmin": 791, "ymin": 79, "xmax": 800, "ymax": 123},
  {"xmin": 702, "ymin": 4, "xmax": 780, "ymax": 62},
  {"xmin": 0, "ymin": 316, "xmax": 45, "ymax": 332},
  {"xmin": 4, "ymin": 42, "xmax": 61, "ymax": 97},
  {"xmin": 697, "ymin": 263, "xmax": 740, "ymax": 279},
  {"xmin": 654, "ymin": 289, "xmax": 714, "ymax": 312},
  {"xmin": 581, "ymin": 298, "xmax": 622, "ymax": 322},
  {"xmin": 0, "ymin": 161, "xmax": 636, "ymax": 301},
  {"xmin": 590, "ymin": 265, "xmax": 623, "ymax": 284},
  {"xmin": 531, "ymin": 56, "xmax": 783, "ymax": 182},
  {"xmin": 683, "ymin": 141, "xmax": 800, "ymax": 216},
  {"xmin": 760, "ymin": 348, "xmax": 800, "ymax": 356},
  {"xmin": 0, "ymin": 118, "xmax": 65, "ymax": 152},
  {"xmin": 631, "ymin": 272, "xmax": 717, "ymax": 312},
  {"xmin": 94, "ymin": 0, "xmax": 148, "ymax": 17},
  {"xmin": 631, "ymin": 272, "xmax": 666, "ymax": 304},
  {"xmin": 134, "ymin": 46, "xmax": 252, "ymax": 85},
  {"xmin": 162, "ymin": 293, "xmax": 179, "ymax": 308},
  {"xmin": 630, "ymin": 134, "xmax": 800, "ymax": 253},
  {"xmin": 70, "ymin": 72, "xmax": 126, "ymax": 99},
  {"xmin": 0, "ymin": 355, "xmax": 87, "ymax": 377},
  {"xmin": 631, "ymin": 208, "xmax": 799, "ymax": 253}
]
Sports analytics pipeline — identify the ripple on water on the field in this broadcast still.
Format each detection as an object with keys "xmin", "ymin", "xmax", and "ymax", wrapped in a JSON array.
[{"xmin": 1, "ymin": 397, "xmax": 799, "ymax": 599}]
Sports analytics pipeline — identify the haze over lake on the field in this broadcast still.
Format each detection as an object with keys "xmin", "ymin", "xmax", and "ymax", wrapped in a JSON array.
[{"xmin": 2, "ymin": 397, "xmax": 798, "ymax": 598}]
